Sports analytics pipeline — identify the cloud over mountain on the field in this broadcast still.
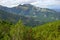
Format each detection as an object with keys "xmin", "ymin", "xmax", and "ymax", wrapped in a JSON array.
[
  {"xmin": 0, "ymin": 0, "xmax": 60, "ymax": 8},
  {"xmin": 31, "ymin": 0, "xmax": 60, "ymax": 8}
]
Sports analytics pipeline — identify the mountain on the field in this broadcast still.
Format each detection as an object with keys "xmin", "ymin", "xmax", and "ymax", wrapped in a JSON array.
[
  {"xmin": 48, "ymin": 6, "xmax": 60, "ymax": 12},
  {"xmin": 0, "ymin": 10, "xmax": 20, "ymax": 23},
  {"xmin": 54, "ymin": 9, "xmax": 60, "ymax": 12},
  {"xmin": 0, "ymin": 10, "xmax": 42, "ymax": 26},
  {"xmin": 0, "ymin": 4, "xmax": 60, "ymax": 26}
]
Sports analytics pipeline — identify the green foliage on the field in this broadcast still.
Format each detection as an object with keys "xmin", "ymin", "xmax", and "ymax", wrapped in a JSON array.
[
  {"xmin": 10, "ymin": 20, "xmax": 26, "ymax": 40},
  {"xmin": 0, "ymin": 20, "xmax": 60, "ymax": 40},
  {"xmin": 0, "ymin": 20, "xmax": 13, "ymax": 40},
  {"xmin": 32, "ymin": 20, "xmax": 60, "ymax": 40}
]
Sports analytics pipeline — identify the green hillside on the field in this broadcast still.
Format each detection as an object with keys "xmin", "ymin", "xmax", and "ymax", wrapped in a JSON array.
[
  {"xmin": 32, "ymin": 20, "xmax": 60, "ymax": 40},
  {"xmin": 0, "ymin": 20, "xmax": 60, "ymax": 40}
]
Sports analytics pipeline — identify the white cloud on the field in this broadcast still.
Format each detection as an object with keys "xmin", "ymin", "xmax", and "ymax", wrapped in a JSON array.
[
  {"xmin": 0, "ymin": 0, "xmax": 38, "ymax": 7},
  {"xmin": 0, "ymin": 0, "xmax": 60, "ymax": 8},
  {"xmin": 31, "ymin": 0, "xmax": 60, "ymax": 8},
  {"xmin": 0, "ymin": 0, "xmax": 20, "ymax": 7}
]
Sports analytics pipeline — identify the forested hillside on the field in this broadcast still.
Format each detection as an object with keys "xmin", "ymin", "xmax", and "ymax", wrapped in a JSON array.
[
  {"xmin": 0, "ymin": 4, "xmax": 60, "ymax": 27},
  {"xmin": 0, "ymin": 20, "xmax": 60, "ymax": 40},
  {"xmin": 32, "ymin": 20, "xmax": 60, "ymax": 40},
  {"xmin": 0, "ymin": 4, "xmax": 60, "ymax": 40}
]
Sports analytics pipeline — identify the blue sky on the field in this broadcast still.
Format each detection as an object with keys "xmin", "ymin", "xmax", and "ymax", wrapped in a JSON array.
[{"xmin": 0, "ymin": 0, "xmax": 60, "ymax": 9}]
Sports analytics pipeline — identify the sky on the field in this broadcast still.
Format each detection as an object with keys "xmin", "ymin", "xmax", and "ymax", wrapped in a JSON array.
[{"xmin": 0, "ymin": 0, "xmax": 60, "ymax": 9}]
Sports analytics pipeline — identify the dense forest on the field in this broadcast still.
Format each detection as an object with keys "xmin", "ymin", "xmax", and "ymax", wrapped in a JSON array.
[{"xmin": 0, "ymin": 20, "xmax": 60, "ymax": 40}]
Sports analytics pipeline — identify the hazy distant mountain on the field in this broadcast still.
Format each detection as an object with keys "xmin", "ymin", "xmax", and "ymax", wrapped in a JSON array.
[
  {"xmin": 0, "ymin": 4, "xmax": 60, "ymax": 26},
  {"xmin": 54, "ymin": 9, "xmax": 60, "ymax": 12}
]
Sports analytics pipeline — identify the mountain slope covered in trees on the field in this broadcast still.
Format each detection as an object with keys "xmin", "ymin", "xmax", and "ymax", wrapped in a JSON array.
[
  {"xmin": 0, "ymin": 4, "xmax": 60, "ymax": 26},
  {"xmin": 0, "ymin": 20, "xmax": 60, "ymax": 40},
  {"xmin": 32, "ymin": 20, "xmax": 60, "ymax": 40},
  {"xmin": 0, "ymin": 10, "xmax": 43, "ymax": 26}
]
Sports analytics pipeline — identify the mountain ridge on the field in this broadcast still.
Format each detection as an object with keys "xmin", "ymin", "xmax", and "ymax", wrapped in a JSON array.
[{"xmin": 0, "ymin": 4, "xmax": 60, "ymax": 26}]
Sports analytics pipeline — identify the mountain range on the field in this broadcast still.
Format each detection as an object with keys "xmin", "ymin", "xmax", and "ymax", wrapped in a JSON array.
[{"xmin": 0, "ymin": 4, "xmax": 60, "ymax": 26}]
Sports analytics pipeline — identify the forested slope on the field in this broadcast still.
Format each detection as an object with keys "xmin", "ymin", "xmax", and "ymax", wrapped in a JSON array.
[{"xmin": 0, "ymin": 20, "xmax": 60, "ymax": 40}]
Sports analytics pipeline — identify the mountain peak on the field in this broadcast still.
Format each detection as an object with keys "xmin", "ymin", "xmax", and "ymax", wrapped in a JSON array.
[{"xmin": 0, "ymin": 4, "xmax": 60, "ymax": 26}]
